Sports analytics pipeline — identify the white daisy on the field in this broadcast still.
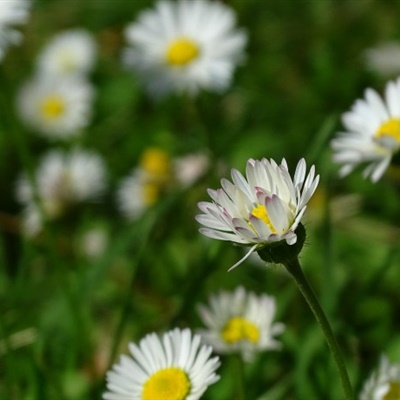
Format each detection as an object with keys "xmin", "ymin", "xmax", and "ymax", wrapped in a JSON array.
[
  {"xmin": 197, "ymin": 286, "xmax": 284, "ymax": 362},
  {"xmin": 174, "ymin": 152, "xmax": 209, "ymax": 187},
  {"xmin": 16, "ymin": 75, "xmax": 94, "ymax": 140},
  {"xmin": 122, "ymin": 0, "xmax": 247, "ymax": 97},
  {"xmin": 36, "ymin": 29, "xmax": 97, "ymax": 77},
  {"xmin": 331, "ymin": 77, "xmax": 400, "ymax": 182},
  {"xmin": 103, "ymin": 328, "xmax": 220, "ymax": 400},
  {"xmin": 16, "ymin": 149, "xmax": 106, "ymax": 219},
  {"xmin": 196, "ymin": 158, "xmax": 319, "ymax": 270},
  {"xmin": 0, "ymin": 0, "xmax": 31, "ymax": 61},
  {"xmin": 20, "ymin": 204, "xmax": 43, "ymax": 237},
  {"xmin": 116, "ymin": 148, "xmax": 172, "ymax": 220},
  {"xmin": 360, "ymin": 355, "xmax": 400, "ymax": 400},
  {"xmin": 76, "ymin": 226, "xmax": 108, "ymax": 260},
  {"xmin": 364, "ymin": 42, "xmax": 400, "ymax": 77}
]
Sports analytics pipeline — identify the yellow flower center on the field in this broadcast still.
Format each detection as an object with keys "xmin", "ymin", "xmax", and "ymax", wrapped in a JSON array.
[
  {"xmin": 384, "ymin": 382, "xmax": 400, "ymax": 400},
  {"xmin": 142, "ymin": 367, "xmax": 191, "ymax": 400},
  {"xmin": 221, "ymin": 317, "xmax": 260, "ymax": 344},
  {"xmin": 41, "ymin": 95, "xmax": 65, "ymax": 119},
  {"xmin": 166, "ymin": 38, "xmax": 200, "ymax": 66},
  {"xmin": 140, "ymin": 148, "xmax": 171, "ymax": 182},
  {"xmin": 375, "ymin": 118, "xmax": 400, "ymax": 143},
  {"xmin": 250, "ymin": 204, "xmax": 277, "ymax": 234}
]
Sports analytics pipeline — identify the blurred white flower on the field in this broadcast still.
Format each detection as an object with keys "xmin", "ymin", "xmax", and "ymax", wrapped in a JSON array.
[
  {"xmin": 174, "ymin": 152, "xmax": 209, "ymax": 187},
  {"xmin": 364, "ymin": 42, "xmax": 400, "ymax": 77},
  {"xmin": 122, "ymin": 0, "xmax": 247, "ymax": 97},
  {"xmin": 103, "ymin": 328, "xmax": 220, "ymax": 400},
  {"xmin": 360, "ymin": 355, "xmax": 400, "ymax": 400},
  {"xmin": 197, "ymin": 286, "xmax": 284, "ymax": 362},
  {"xmin": 16, "ymin": 149, "xmax": 106, "ymax": 219},
  {"xmin": 16, "ymin": 75, "xmax": 94, "ymax": 140},
  {"xmin": 0, "ymin": 0, "xmax": 31, "ymax": 61},
  {"xmin": 20, "ymin": 204, "xmax": 43, "ymax": 237},
  {"xmin": 36, "ymin": 29, "xmax": 97, "ymax": 77},
  {"xmin": 196, "ymin": 158, "xmax": 319, "ymax": 270},
  {"xmin": 116, "ymin": 148, "xmax": 172, "ymax": 220},
  {"xmin": 76, "ymin": 226, "xmax": 108, "ymax": 260},
  {"xmin": 331, "ymin": 77, "xmax": 400, "ymax": 182}
]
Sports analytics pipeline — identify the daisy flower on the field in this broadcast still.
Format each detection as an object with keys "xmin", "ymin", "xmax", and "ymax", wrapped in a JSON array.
[
  {"xmin": 16, "ymin": 75, "xmax": 94, "ymax": 140},
  {"xmin": 360, "ymin": 355, "xmax": 400, "ymax": 400},
  {"xmin": 331, "ymin": 77, "xmax": 400, "ymax": 182},
  {"xmin": 36, "ymin": 29, "xmax": 97, "ymax": 77},
  {"xmin": 103, "ymin": 328, "xmax": 220, "ymax": 400},
  {"xmin": 0, "ymin": 0, "xmax": 31, "ymax": 61},
  {"xmin": 364, "ymin": 42, "xmax": 400, "ymax": 77},
  {"xmin": 122, "ymin": 0, "xmax": 247, "ymax": 97},
  {"xmin": 16, "ymin": 149, "xmax": 106, "ymax": 219},
  {"xmin": 197, "ymin": 286, "xmax": 284, "ymax": 362},
  {"xmin": 196, "ymin": 158, "xmax": 319, "ymax": 270},
  {"xmin": 116, "ymin": 148, "xmax": 172, "ymax": 220},
  {"xmin": 174, "ymin": 152, "xmax": 209, "ymax": 187}
]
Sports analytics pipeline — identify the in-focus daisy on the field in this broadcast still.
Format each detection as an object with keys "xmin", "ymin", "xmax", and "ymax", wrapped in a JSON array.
[
  {"xmin": 0, "ymin": 0, "xmax": 31, "ymax": 61},
  {"xmin": 364, "ymin": 42, "xmax": 400, "ymax": 77},
  {"xmin": 103, "ymin": 328, "xmax": 220, "ymax": 400},
  {"xmin": 331, "ymin": 77, "xmax": 400, "ymax": 182},
  {"xmin": 36, "ymin": 29, "xmax": 97, "ymax": 77},
  {"xmin": 117, "ymin": 148, "xmax": 172, "ymax": 220},
  {"xmin": 122, "ymin": 0, "xmax": 247, "ymax": 97},
  {"xmin": 197, "ymin": 286, "xmax": 284, "ymax": 362},
  {"xmin": 16, "ymin": 75, "xmax": 94, "ymax": 140},
  {"xmin": 196, "ymin": 158, "xmax": 319, "ymax": 270},
  {"xmin": 16, "ymin": 149, "xmax": 106, "ymax": 219},
  {"xmin": 360, "ymin": 355, "xmax": 400, "ymax": 400}
]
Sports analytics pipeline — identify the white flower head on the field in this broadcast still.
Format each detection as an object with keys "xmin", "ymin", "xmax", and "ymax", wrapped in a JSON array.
[
  {"xmin": 103, "ymin": 328, "xmax": 220, "ymax": 400},
  {"xmin": 331, "ymin": 77, "xmax": 400, "ymax": 182},
  {"xmin": 196, "ymin": 158, "xmax": 319, "ymax": 270},
  {"xmin": 122, "ymin": 0, "xmax": 247, "ymax": 97},
  {"xmin": 76, "ymin": 226, "xmax": 108, "ymax": 260},
  {"xmin": 20, "ymin": 203, "xmax": 43, "ymax": 237},
  {"xmin": 0, "ymin": 0, "xmax": 31, "ymax": 61},
  {"xmin": 197, "ymin": 286, "xmax": 284, "ymax": 362},
  {"xmin": 16, "ymin": 75, "xmax": 94, "ymax": 140},
  {"xmin": 37, "ymin": 29, "xmax": 97, "ymax": 77},
  {"xmin": 174, "ymin": 152, "xmax": 209, "ymax": 187},
  {"xmin": 364, "ymin": 42, "xmax": 400, "ymax": 77},
  {"xmin": 16, "ymin": 149, "xmax": 106, "ymax": 218},
  {"xmin": 360, "ymin": 355, "xmax": 400, "ymax": 400}
]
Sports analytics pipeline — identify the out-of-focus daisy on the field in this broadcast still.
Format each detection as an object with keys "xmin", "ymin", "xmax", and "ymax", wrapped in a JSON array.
[
  {"xmin": 20, "ymin": 204, "xmax": 43, "ymax": 237},
  {"xmin": 117, "ymin": 148, "xmax": 172, "ymax": 220},
  {"xmin": 16, "ymin": 149, "xmax": 106, "ymax": 219},
  {"xmin": 360, "ymin": 355, "xmax": 400, "ymax": 400},
  {"xmin": 103, "ymin": 328, "xmax": 220, "ymax": 400},
  {"xmin": 331, "ymin": 78, "xmax": 400, "ymax": 182},
  {"xmin": 364, "ymin": 42, "xmax": 400, "ymax": 77},
  {"xmin": 16, "ymin": 75, "xmax": 94, "ymax": 140},
  {"xmin": 174, "ymin": 152, "xmax": 209, "ymax": 187},
  {"xmin": 36, "ymin": 29, "xmax": 97, "ymax": 77},
  {"xmin": 122, "ymin": 0, "xmax": 247, "ymax": 97},
  {"xmin": 196, "ymin": 158, "xmax": 319, "ymax": 270},
  {"xmin": 0, "ymin": 0, "xmax": 31, "ymax": 61},
  {"xmin": 76, "ymin": 226, "xmax": 108, "ymax": 260},
  {"xmin": 197, "ymin": 286, "xmax": 284, "ymax": 362}
]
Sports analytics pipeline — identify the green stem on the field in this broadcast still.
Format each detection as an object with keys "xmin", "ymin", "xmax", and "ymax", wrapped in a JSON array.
[
  {"xmin": 284, "ymin": 257, "xmax": 354, "ymax": 400},
  {"xmin": 231, "ymin": 354, "xmax": 245, "ymax": 400}
]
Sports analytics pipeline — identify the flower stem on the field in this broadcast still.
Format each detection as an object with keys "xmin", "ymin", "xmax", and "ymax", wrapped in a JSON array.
[{"xmin": 284, "ymin": 257, "xmax": 354, "ymax": 400}]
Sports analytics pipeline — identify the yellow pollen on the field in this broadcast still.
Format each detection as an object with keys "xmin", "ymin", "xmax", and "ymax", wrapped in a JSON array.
[
  {"xmin": 221, "ymin": 317, "xmax": 260, "ymax": 344},
  {"xmin": 250, "ymin": 204, "xmax": 277, "ymax": 233},
  {"xmin": 41, "ymin": 95, "xmax": 65, "ymax": 119},
  {"xmin": 142, "ymin": 367, "xmax": 191, "ymax": 400},
  {"xmin": 375, "ymin": 118, "xmax": 400, "ymax": 143},
  {"xmin": 166, "ymin": 38, "xmax": 200, "ymax": 66},
  {"xmin": 383, "ymin": 382, "xmax": 400, "ymax": 400}
]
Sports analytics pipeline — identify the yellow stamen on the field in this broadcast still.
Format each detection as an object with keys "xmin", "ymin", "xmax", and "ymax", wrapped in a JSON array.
[
  {"xmin": 142, "ymin": 367, "xmax": 191, "ymax": 400},
  {"xmin": 375, "ymin": 118, "xmax": 400, "ymax": 143},
  {"xmin": 41, "ymin": 95, "xmax": 65, "ymax": 119},
  {"xmin": 383, "ymin": 382, "xmax": 400, "ymax": 400},
  {"xmin": 221, "ymin": 317, "xmax": 260, "ymax": 344},
  {"xmin": 166, "ymin": 38, "xmax": 200, "ymax": 66},
  {"xmin": 250, "ymin": 204, "xmax": 276, "ymax": 233}
]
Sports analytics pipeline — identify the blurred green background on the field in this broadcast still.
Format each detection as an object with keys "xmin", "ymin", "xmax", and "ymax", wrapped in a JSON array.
[{"xmin": 1, "ymin": 0, "xmax": 400, "ymax": 399}]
